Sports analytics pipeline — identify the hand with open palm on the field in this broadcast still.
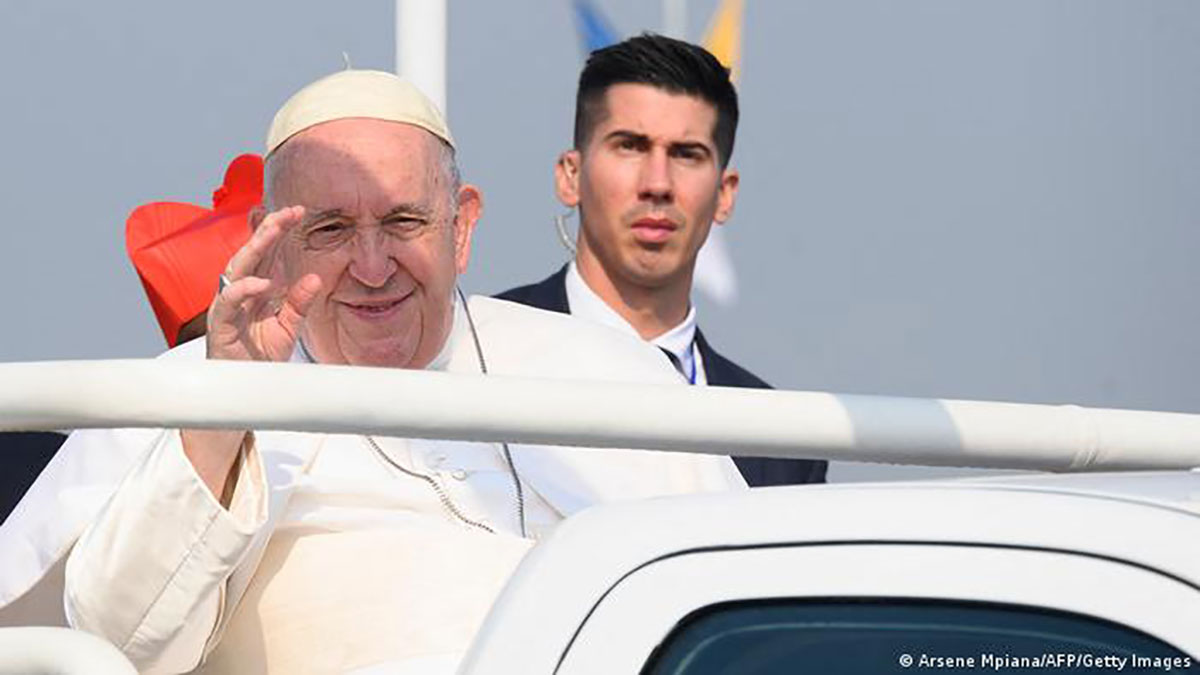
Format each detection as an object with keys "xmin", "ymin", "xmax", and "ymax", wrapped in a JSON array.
[{"xmin": 206, "ymin": 205, "xmax": 323, "ymax": 363}]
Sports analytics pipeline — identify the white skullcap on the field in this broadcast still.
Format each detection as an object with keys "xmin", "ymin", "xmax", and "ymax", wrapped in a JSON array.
[{"xmin": 266, "ymin": 69, "xmax": 454, "ymax": 156}]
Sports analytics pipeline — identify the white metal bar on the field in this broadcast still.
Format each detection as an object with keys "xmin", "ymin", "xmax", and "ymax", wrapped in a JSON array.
[
  {"xmin": 0, "ymin": 627, "xmax": 136, "ymax": 674},
  {"xmin": 1, "ymin": 360, "xmax": 1198, "ymax": 471},
  {"xmin": 396, "ymin": 0, "xmax": 447, "ymax": 114}
]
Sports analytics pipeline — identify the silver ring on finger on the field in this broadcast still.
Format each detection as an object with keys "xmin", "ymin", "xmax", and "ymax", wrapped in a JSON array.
[{"xmin": 218, "ymin": 274, "xmax": 233, "ymax": 292}]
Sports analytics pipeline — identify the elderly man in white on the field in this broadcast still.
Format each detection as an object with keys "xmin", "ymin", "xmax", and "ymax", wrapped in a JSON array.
[{"xmin": 0, "ymin": 70, "xmax": 743, "ymax": 674}]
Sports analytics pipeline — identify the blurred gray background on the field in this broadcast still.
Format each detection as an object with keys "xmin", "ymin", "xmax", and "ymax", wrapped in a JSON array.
[{"xmin": 2, "ymin": 1, "xmax": 1197, "ymax": 481}]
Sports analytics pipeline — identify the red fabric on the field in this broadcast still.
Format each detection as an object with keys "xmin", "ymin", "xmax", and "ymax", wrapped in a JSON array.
[{"xmin": 126, "ymin": 154, "xmax": 263, "ymax": 346}]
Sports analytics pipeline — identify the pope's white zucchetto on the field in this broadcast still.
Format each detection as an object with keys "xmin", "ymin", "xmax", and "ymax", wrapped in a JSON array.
[{"xmin": 265, "ymin": 69, "xmax": 455, "ymax": 156}]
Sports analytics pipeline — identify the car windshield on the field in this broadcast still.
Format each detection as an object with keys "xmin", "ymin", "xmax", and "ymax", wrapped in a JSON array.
[{"xmin": 643, "ymin": 600, "xmax": 1195, "ymax": 675}]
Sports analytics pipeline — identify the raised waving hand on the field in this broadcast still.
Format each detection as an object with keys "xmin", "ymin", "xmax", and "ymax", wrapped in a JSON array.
[{"xmin": 206, "ymin": 205, "xmax": 322, "ymax": 363}]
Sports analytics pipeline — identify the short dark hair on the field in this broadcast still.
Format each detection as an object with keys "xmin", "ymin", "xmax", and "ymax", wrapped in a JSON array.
[{"xmin": 574, "ymin": 33, "xmax": 739, "ymax": 167}]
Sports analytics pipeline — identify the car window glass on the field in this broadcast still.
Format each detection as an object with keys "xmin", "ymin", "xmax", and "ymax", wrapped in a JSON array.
[{"xmin": 642, "ymin": 600, "xmax": 1194, "ymax": 675}]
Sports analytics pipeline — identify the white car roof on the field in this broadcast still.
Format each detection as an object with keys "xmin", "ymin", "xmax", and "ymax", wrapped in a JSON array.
[
  {"xmin": 463, "ymin": 472, "xmax": 1200, "ymax": 673},
  {"xmin": 532, "ymin": 470, "xmax": 1200, "ymax": 575}
]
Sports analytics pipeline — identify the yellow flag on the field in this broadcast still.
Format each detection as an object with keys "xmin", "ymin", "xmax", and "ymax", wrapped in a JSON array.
[{"xmin": 702, "ymin": 0, "xmax": 744, "ymax": 84}]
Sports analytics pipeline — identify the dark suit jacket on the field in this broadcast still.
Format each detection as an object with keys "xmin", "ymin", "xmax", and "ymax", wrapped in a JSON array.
[
  {"xmin": 496, "ymin": 266, "xmax": 827, "ymax": 487},
  {"xmin": 1, "ymin": 431, "xmax": 67, "ymax": 524}
]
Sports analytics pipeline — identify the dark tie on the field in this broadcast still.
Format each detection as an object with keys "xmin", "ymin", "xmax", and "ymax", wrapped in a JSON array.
[{"xmin": 658, "ymin": 347, "xmax": 689, "ymax": 382}]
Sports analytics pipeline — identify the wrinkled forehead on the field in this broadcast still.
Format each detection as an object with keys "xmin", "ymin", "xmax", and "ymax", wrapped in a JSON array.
[{"xmin": 266, "ymin": 118, "xmax": 445, "ymax": 210}]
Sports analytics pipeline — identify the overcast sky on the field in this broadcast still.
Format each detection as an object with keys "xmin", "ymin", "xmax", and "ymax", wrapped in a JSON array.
[{"xmin": 2, "ymin": 1, "xmax": 1198, "ymax": 481}]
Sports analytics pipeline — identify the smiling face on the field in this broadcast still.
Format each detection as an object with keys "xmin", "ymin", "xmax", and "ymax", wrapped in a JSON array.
[
  {"xmin": 265, "ymin": 118, "xmax": 480, "ymax": 369},
  {"xmin": 559, "ymin": 83, "xmax": 739, "ymax": 296}
]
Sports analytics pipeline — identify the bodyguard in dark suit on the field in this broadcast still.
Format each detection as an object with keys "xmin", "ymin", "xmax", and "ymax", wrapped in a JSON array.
[{"xmin": 497, "ymin": 34, "xmax": 825, "ymax": 487}]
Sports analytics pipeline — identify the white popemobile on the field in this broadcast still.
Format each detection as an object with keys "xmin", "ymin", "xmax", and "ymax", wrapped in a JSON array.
[{"xmin": 1, "ymin": 360, "xmax": 1198, "ymax": 673}]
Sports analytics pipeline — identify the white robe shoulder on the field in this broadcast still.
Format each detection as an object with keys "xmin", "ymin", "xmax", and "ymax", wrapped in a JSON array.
[{"xmin": 462, "ymin": 296, "xmax": 682, "ymax": 384}]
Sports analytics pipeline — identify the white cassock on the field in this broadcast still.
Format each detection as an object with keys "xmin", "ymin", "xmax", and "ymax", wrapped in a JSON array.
[{"xmin": 0, "ymin": 295, "xmax": 744, "ymax": 674}]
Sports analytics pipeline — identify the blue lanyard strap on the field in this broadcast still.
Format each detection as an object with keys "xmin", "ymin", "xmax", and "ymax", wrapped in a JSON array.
[
  {"xmin": 686, "ymin": 342, "xmax": 697, "ymax": 385},
  {"xmin": 659, "ymin": 343, "xmax": 698, "ymax": 385}
]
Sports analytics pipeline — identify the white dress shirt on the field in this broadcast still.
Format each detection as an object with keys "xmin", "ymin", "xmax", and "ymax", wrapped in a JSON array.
[{"xmin": 565, "ymin": 261, "xmax": 707, "ymax": 385}]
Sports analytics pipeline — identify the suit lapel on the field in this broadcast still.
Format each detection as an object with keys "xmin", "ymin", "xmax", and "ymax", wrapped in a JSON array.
[
  {"xmin": 694, "ymin": 329, "xmax": 732, "ymax": 387},
  {"xmin": 494, "ymin": 265, "xmax": 570, "ymax": 315},
  {"xmin": 541, "ymin": 265, "xmax": 570, "ymax": 313}
]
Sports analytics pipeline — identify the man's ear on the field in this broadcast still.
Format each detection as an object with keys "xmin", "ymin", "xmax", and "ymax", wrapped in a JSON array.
[
  {"xmin": 713, "ymin": 168, "xmax": 740, "ymax": 224},
  {"xmin": 453, "ymin": 184, "xmax": 483, "ymax": 274},
  {"xmin": 554, "ymin": 150, "xmax": 582, "ymax": 208}
]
